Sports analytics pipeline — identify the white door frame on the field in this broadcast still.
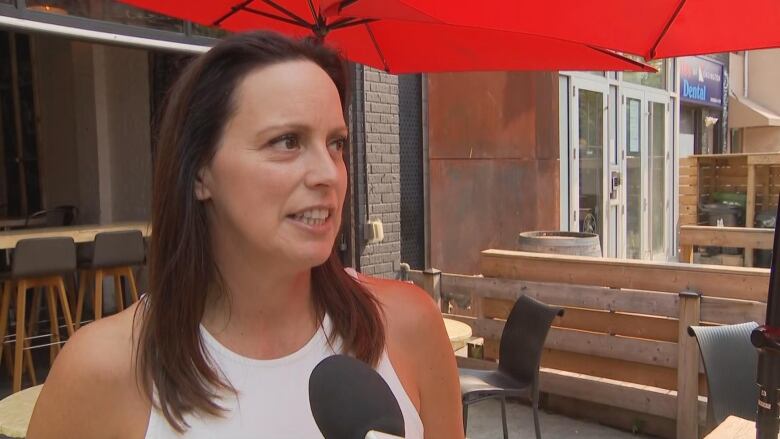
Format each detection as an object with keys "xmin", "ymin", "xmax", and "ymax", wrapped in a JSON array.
[
  {"xmin": 570, "ymin": 77, "xmax": 609, "ymax": 250},
  {"xmin": 621, "ymin": 88, "xmax": 647, "ymax": 259},
  {"xmin": 646, "ymin": 91, "xmax": 672, "ymax": 261}
]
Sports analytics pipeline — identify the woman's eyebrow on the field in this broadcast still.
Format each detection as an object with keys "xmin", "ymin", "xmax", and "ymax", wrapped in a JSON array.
[
  {"xmin": 328, "ymin": 127, "xmax": 349, "ymax": 137},
  {"xmin": 252, "ymin": 123, "xmax": 347, "ymax": 141},
  {"xmin": 253, "ymin": 123, "xmax": 308, "ymax": 140}
]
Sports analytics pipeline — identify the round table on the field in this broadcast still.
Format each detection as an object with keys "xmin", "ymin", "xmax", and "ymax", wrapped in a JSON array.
[
  {"xmin": 0, "ymin": 385, "xmax": 42, "ymax": 438},
  {"xmin": 443, "ymin": 318, "xmax": 472, "ymax": 351}
]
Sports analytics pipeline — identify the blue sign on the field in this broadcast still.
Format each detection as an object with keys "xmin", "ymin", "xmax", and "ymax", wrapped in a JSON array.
[{"xmin": 679, "ymin": 57, "xmax": 724, "ymax": 107}]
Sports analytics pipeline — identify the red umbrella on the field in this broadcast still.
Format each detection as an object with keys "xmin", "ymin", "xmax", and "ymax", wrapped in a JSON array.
[
  {"xmin": 119, "ymin": 0, "xmax": 653, "ymax": 73},
  {"xmin": 325, "ymin": 0, "xmax": 780, "ymax": 60}
]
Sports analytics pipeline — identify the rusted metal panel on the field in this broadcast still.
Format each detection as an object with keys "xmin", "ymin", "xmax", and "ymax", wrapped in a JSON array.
[
  {"xmin": 427, "ymin": 71, "xmax": 558, "ymax": 160},
  {"xmin": 429, "ymin": 159, "xmax": 559, "ymax": 274},
  {"xmin": 426, "ymin": 71, "xmax": 560, "ymax": 274}
]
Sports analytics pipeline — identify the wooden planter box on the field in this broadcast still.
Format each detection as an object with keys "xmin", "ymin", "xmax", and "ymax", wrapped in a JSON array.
[
  {"xmin": 679, "ymin": 153, "xmax": 780, "ymax": 266},
  {"xmin": 680, "ymin": 152, "xmax": 780, "ymax": 228}
]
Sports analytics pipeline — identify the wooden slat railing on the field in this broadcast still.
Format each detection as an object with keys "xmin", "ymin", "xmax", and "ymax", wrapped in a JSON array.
[
  {"xmin": 679, "ymin": 225, "xmax": 774, "ymax": 267},
  {"xmin": 409, "ymin": 250, "xmax": 769, "ymax": 439}
]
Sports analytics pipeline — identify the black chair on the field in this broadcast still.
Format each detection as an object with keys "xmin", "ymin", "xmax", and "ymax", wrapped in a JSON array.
[
  {"xmin": 75, "ymin": 231, "xmax": 145, "ymax": 328},
  {"xmin": 688, "ymin": 321, "xmax": 759, "ymax": 430},
  {"xmin": 25, "ymin": 205, "xmax": 79, "ymax": 228},
  {"xmin": 0, "ymin": 237, "xmax": 76, "ymax": 393},
  {"xmin": 460, "ymin": 295, "xmax": 564, "ymax": 439}
]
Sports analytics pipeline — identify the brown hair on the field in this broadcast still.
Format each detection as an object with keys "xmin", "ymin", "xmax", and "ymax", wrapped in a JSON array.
[{"xmin": 136, "ymin": 31, "xmax": 385, "ymax": 432}]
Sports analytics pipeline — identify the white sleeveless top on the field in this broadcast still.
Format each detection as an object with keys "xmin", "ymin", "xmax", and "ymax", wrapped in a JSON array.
[{"xmin": 144, "ymin": 314, "xmax": 424, "ymax": 438}]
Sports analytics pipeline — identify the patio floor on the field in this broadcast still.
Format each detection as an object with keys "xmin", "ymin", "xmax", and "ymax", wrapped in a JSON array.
[{"xmin": 466, "ymin": 399, "xmax": 650, "ymax": 439}]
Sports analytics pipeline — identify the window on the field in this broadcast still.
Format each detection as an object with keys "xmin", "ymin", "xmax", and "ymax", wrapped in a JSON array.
[
  {"xmin": 149, "ymin": 50, "xmax": 194, "ymax": 158},
  {"xmin": 192, "ymin": 23, "xmax": 229, "ymax": 38},
  {"xmin": 26, "ymin": 0, "xmax": 183, "ymax": 32},
  {"xmin": 0, "ymin": 31, "xmax": 42, "ymax": 217},
  {"xmin": 622, "ymin": 57, "xmax": 666, "ymax": 90},
  {"xmin": 730, "ymin": 128, "xmax": 743, "ymax": 154}
]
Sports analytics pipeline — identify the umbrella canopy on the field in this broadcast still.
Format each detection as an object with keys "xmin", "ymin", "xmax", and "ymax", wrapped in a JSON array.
[
  {"xmin": 325, "ymin": 0, "xmax": 780, "ymax": 60},
  {"xmin": 120, "ymin": 0, "xmax": 653, "ymax": 73}
]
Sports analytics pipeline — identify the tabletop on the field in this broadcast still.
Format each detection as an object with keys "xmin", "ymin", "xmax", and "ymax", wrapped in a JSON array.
[
  {"xmin": 0, "ymin": 221, "xmax": 151, "ymax": 250},
  {"xmin": 443, "ymin": 318, "xmax": 473, "ymax": 351},
  {"xmin": 0, "ymin": 384, "xmax": 42, "ymax": 438},
  {"xmin": 704, "ymin": 415, "xmax": 779, "ymax": 439}
]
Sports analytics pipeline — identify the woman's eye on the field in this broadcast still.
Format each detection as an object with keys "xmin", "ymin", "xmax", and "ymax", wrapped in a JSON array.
[
  {"xmin": 270, "ymin": 134, "xmax": 300, "ymax": 150},
  {"xmin": 330, "ymin": 136, "xmax": 348, "ymax": 151}
]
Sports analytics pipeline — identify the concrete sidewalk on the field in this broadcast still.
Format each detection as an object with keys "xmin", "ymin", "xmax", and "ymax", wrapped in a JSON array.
[{"xmin": 465, "ymin": 399, "xmax": 649, "ymax": 439}]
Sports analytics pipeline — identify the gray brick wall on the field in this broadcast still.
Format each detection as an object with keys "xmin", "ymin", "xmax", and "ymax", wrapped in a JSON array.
[{"xmin": 359, "ymin": 67, "xmax": 401, "ymax": 277}]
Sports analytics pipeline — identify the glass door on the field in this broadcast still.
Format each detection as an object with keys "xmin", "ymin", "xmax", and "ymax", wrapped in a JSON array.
[
  {"xmin": 619, "ymin": 89, "xmax": 670, "ymax": 260},
  {"xmin": 570, "ymin": 78, "xmax": 608, "ymax": 251},
  {"xmin": 623, "ymin": 90, "xmax": 645, "ymax": 259}
]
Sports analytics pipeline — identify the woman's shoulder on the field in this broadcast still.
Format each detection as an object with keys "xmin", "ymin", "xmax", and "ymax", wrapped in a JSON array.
[
  {"xmin": 356, "ymin": 274, "xmax": 444, "ymax": 344},
  {"xmin": 56, "ymin": 302, "xmax": 140, "ymax": 380},
  {"xmin": 27, "ymin": 303, "xmax": 149, "ymax": 438},
  {"xmin": 354, "ymin": 272, "xmax": 464, "ymax": 437}
]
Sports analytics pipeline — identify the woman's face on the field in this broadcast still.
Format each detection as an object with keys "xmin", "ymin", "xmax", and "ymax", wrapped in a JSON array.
[{"xmin": 196, "ymin": 59, "xmax": 348, "ymax": 269}]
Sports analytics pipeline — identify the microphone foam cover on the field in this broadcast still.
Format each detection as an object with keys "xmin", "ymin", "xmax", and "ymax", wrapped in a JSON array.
[{"xmin": 309, "ymin": 354, "xmax": 405, "ymax": 439}]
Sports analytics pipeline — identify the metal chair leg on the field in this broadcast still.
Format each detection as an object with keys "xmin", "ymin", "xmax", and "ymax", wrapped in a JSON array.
[
  {"xmin": 500, "ymin": 396, "xmax": 508, "ymax": 439},
  {"xmin": 462, "ymin": 400, "xmax": 469, "ymax": 435},
  {"xmin": 533, "ymin": 395, "xmax": 542, "ymax": 439}
]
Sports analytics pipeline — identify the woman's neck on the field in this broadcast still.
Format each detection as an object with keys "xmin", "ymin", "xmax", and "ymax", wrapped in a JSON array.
[{"xmin": 201, "ymin": 249, "xmax": 319, "ymax": 359}]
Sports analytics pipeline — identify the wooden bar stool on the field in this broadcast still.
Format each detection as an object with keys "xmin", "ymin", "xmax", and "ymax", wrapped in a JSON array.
[
  {"xmin": 0, "ymin": 237, "xmax": 76, "ymax": 393},
  {"xmin": 75, "ymin": 230, "xmax": 145, "ymax": 328}
]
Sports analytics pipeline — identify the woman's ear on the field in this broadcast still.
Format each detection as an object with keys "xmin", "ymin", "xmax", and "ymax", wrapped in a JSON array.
[{"xmin": 194, "ymin": 167, "xmax": 212, "ymax": 201}]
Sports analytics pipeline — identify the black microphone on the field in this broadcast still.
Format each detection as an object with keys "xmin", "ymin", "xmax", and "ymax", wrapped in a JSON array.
[
  {"xmin": 309, "ymin": 354, "xmax": 405, "ymax": 439},
  {"xmin": 752, "ymin": 192, "xmax": 780, "ymax": 439}
]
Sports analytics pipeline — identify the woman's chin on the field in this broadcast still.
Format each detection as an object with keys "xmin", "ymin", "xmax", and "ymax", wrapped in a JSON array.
[{"xmin": 289, "ymin": 248, "xmax": 333, "ymax": 269}]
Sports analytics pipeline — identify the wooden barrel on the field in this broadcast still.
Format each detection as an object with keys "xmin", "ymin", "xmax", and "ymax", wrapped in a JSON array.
[{"xmin": 517, "ymin": 231, "xmax": 602, "ymax": 257}]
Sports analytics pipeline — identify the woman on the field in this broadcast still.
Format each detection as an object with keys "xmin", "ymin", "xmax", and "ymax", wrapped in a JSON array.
[{"xmin": 27, "ymin": 31, "xmax": 463, "ymax": 438}]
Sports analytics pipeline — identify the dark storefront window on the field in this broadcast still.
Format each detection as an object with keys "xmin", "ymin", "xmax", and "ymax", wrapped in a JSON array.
[
  {"xmin": 2, "ymin": 0, "xmax": 224, "ymax": 49},
  {"xmin": 730, "ymin": 128, "xmax": 743, "ymax": 153},
  {"xmin": 0, "ymin": 31, "xmax": 42, "ymax": 217},
  {"xmin": 25, "ymin": 0, "xmax": 183, "ymax": 32},
  {"xmin": 682, "ymin": 105, "xmax": 723, "ymax": 155},
  {"xmin": 149, "ymin": 50, "xmax": 193, "ymax": 159},
  {"xmin": 192, "ymin": 23, "xmax": 228, "ymax": 39}
]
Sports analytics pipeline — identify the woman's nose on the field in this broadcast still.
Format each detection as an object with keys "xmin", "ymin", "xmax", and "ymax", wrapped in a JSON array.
[{"xmin": 304, "ymin": 144, "xmax": 342, "ymax": 188}]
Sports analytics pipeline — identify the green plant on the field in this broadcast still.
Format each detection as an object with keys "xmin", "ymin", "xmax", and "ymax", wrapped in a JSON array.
[{"xmin": 631, "ymin": 419, "xmax": 646, "ymax": 435}]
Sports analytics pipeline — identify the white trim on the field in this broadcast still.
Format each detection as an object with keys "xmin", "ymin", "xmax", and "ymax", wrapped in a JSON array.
[
  {"xmin": 744, "ymin": 51, "xmax": 749, "ymax": 98},
  {"xmin": 558, "ymin": 74, "xmax": 570, "ymax": 231},
  {"xmin": 421, "ymin": 73, "xmax": 431, "ymax": 269},
  {"xmin": 570, "ymin": 77, "xmax": 609, "ymax": 249},
  {"xmin": 0, "ymin": 15, "xmax": 210, "ymax": 53}
]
